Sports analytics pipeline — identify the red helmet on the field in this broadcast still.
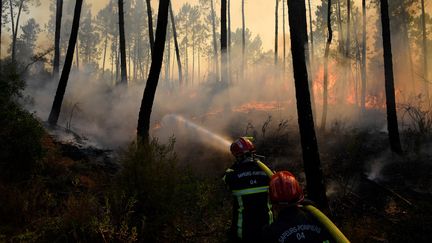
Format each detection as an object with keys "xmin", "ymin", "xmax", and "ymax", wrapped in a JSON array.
[
  {"xmin": 230, "ymin": 137, "xmax": 256, "ymax": 157},
  {"xmin": 269, "ymin": 171, "xmax": 304, "ymax": 205}
]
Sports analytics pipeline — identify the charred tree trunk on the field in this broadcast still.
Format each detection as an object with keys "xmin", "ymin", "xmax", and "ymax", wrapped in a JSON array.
[
  {"xmin": 241, "ymin": 0, "xmax": 246, "ymax": 79},
  {"xmin": 169, "ymin": 3, "xmax": 182, "ymax": 86},
  {"xmin": 48, "ymin": 0, "xmax": 83, "ymax": 126},
  {"xmin": 421, "ymin": 0, "xmax": 429, "ymax": 102},
  {"xmin": 0, "ymin": 0, "xmax": 2, "ymax": 60},
  {"xmin": 287, "ymin": 0, "xmax": 328, "ymax": 209},
  {"xmin": 146, "ymin": 0, "xmax": 154, "ymax": 53},
  {"xmin": 360, "ymin": 0, "xmax": 367, "ymax": 112},
  {"xmin": 380, "ymin": 0, "xmax": 403, "ymax": 154},
  {"xmin": 118, "ymin": 0, "xmax": 128, "ymax": 84},
  {"xmin": 53, "ymin": 0, "xmax": 63, "ymax": 76},
  {"xmin": 221, "ymin": 0, "xmax": 230, "ymax": 110},
  {"xmin": 137, "ymin": 0, "xmax": 170, "ymax": 143},
  {"xmin": 274, "ymin": 0, "xmax": 279, "ymax": 65},
  {"xmin": 221, "ymin": 0, "xmax": 228, "ymax": 84},
  {"xmin": 228, "ymin": 0, "xmax": 231, "ymax": 65},
  {"xmin": 321, "ymin": 0, "xmax": 333, "ymax": 131},
  {"xmin": 305, "ymin": 4, "xmax": 316, "ymax": 120},
  {"xmin": 210, "ymin": 0, "xmax": 220, "ymax": 81}
]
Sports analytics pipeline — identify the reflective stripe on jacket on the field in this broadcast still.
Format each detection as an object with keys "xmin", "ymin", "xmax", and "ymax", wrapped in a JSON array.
[{"xmin": 224, "ymin": 158, "xmax": 273, "ymax": 241}]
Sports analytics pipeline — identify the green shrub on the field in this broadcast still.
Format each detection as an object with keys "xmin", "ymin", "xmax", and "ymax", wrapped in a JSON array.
[
  {"xmin": 109, "ymin": 139, "xmax": 230, "ymax": 241},
  {"xmin": 0, "ymin": 62, "xmax": 44, "ymax": 182}
]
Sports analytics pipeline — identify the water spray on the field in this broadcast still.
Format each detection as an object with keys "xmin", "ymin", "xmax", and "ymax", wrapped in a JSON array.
[{"xmin": 161, "ymin": 114, "xmax": 232, "ymax": 152}]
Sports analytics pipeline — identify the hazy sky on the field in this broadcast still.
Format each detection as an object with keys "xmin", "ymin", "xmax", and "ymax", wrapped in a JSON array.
[
  {"xmin": 8, "ymin": 0, "xmax": 431, "ymax": 52},
  {"xmin": 29, "ymin": 0, "xmax": 310, "ymax": 51}
]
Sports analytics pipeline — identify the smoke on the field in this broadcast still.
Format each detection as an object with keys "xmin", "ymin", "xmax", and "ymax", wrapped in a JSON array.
[
  {"xmin": 18, "ymin": 0, "xmax": 432, "ymax": 155},
  {"xmin": 364, "ymin": 150, "xmax": 402, "ymax": 182}
]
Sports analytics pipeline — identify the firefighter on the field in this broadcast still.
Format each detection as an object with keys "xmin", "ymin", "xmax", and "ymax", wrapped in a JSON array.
[
  {"xmin": 223, "ymin": 137, "xmax": 273, "ymax": 242},
  {"xmin": 262, "ymin": 171, "xmax": 336, "ymax": 243}
]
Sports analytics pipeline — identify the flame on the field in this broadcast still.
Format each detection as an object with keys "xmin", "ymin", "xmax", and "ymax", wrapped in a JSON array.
[
  {"xmin": 233, "ymin": 101, "xmax": 281, "ymax": 113},
  {"xmin": 312, "ymin": 62, "xmax": 391, "ymax": 110},
  {"xmin": 152, "ymin": 122, "xmax": 162, "ymax": 130},
  {"xmin": 312, "ymin": 62, "xmax": 339, "ymax": 106}
]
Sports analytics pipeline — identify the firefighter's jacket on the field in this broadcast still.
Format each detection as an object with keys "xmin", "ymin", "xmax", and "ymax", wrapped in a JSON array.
[
  {"xmin": 223, "ymin": 157, "xmax": 273, "ymax": 242},
  {"xmin": 261, "ymin": 206, "xmax": 334, "ymax": 243}
]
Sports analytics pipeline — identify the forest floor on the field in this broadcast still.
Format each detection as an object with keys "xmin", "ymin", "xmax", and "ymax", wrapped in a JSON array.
[{"xmin": 1, "ymin": 113, "xmax": 432, "ymax": 242}]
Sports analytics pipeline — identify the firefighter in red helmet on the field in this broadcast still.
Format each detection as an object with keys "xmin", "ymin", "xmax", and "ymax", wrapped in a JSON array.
[
  {"xmin": 262, "ymin": 171, "xmax": 335, "ymax": 243},
  {"xmin": 223, "ymin": 137, "xmax": 273, "ymax": 242}
]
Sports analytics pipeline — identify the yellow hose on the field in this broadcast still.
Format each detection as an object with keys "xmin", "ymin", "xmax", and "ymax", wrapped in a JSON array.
[
  {"xmin": 256, "ymin": 160, "xmax": 275, "ymax": 178},
  {"xmin": 304, "ymin": 205, "xmax": 350, "ymax": 243},
  {"xmin": 256, "ymin": 162, "xmax": 350, "ymax": 243}
]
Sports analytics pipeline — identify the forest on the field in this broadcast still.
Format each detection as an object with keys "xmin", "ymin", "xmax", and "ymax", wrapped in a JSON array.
[{"xmin": 0, "ymin": 0, "xmax": 432, "ymax": 242}]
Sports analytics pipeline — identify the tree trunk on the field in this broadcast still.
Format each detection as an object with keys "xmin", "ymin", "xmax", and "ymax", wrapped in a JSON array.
[
  {"xmin": 321, "ymin": 0, "xmax": 333, "ymax": 131},
  {"xmin": 221, "ymin": 0, "xmax": 230, "ymax": 111},
  {"xmin": 336, "ymin": 0, "xmax": 344, "ymax": 54},
  {"xmin": 283, "ymin": 0, "xmax": 286, "ymax": 68},
  {"xmin": 343, "ymin": 0, "xmax": 351, "ymax": 103},
  {"xmin": 9, "ymin": 0, "xmax": 14, "ymax": 49},
  {"xmin": 241, "ymin": 0, "xmax": 246, "ymax": 79},
  {"xmin": 169, "ymin": 3, "xmax": 182, "ymax": 86},
  {"xmin": 221, "ymin": 0, "xmax": 228, "ymax": 83},
  {"xmin": 287, "ymin": 0, "xmax": 328, "ymax": 209},
  {"xmin": 118, "ymin": 0, "xmax": 128, "ymax": 84},
  {"xmin": 10, "ymin": 0, "xmax": 24, "ymax": 62},
  {"xmin": 421, "ymin": 0, "xmax": 429, "ymax": 102},
  {"xmin": 137, "ymin": 0, "xmax": 170, "ymax": 143},
  {"xmin": 353, "ymin": 12, "xmax": 360, "ymax": 106},
  {"xmin": 380, "ymin": 0, "xmax": 403, "ymax": 154},
  {"xmin": 274, "ymin": 0, "xmax": 279, "ymax": 65},
  {"xmin": 192, "ymin": 30, "xmax": 195, "ymax": 85},
  {"xmin": 115, "ymin": 37, "xmax": 119, "ymax": 80},
  {"xmin": 210, "ymin": 0, "xmax": 220, "ymax": 81},
  {"xmin": 102, "ymin": 33, "xmax": 108, "ymax": 77},
  {"xmin": 401, "ymin": 10, "xmax": 415, "ymax": 93},
  {"xmin": 111, "ymin": 50, "xmax": 114, "ymax": 83},
  {"xmin": 305, "ymin": 6, "xmax": 316, "ymax": 120},
  {"xmin": 165, "ymin": 16, "xmax": 171, "ymax": 82},
  {"xmin": 228, "ymin": 0, "xmax": 231, "ymax": 83},
  {"xmin": 360, "ymin": 0, "xmax": 367, "ymax": 112},
  {"xmin": 75, "ymin": 38, "xmax": 79, "ymax": 70},
  {"xmin": 134, "ymin": 40, "xmax": 137, "ymax": 81},
  {"xmin": 48, "ymin": 0, "xmax": 83, "ymax": 126},
  {"xmin": 184, "ymin": 37, "xmax": 188, "ymax": 85},
  {"xmin": 198, "ymin": 48, "xmax": 200, "ymax": 82},
  {"xmin": 146, "ymin": 0, "xmax": 154, "ymax": 53},
  {"xmin": 308, "ymin": 0, "xmax": 314, "ymax": 64},
  {"xmin": 53, "ymin": 0, "xmax": 63, "ymax": 76},
  {"xmin": 0, "ymin": 0, "xmax": 2, "ymax": 60},
  {"xmin": 128, "ymin": 44, "xmax": 131, "ymax": 81}
]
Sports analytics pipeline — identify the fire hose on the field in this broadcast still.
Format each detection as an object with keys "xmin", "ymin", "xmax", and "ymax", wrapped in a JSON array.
[{"xmin": 256, "ymin": 160, "xmax": 350, "ymax": 243}]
